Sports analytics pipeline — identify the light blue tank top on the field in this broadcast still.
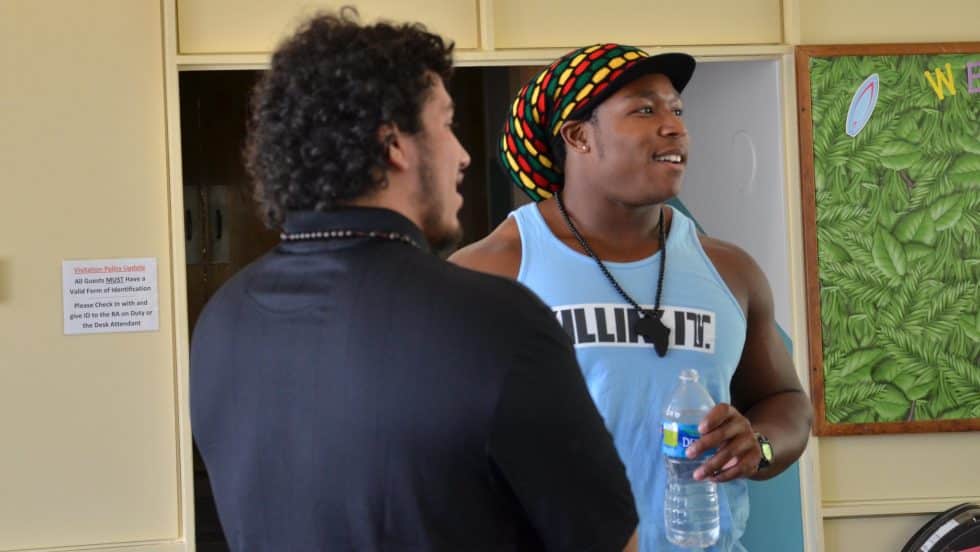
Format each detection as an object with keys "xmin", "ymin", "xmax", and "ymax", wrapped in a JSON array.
[{"xmin": 512, "ymin": 203, "xmax": 749, "ymax": 552}]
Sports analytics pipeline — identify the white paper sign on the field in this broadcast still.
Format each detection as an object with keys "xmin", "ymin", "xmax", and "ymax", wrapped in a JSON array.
[{"xmin": 62, "ymin": 258, "xmax": 159, "ymax": 335}]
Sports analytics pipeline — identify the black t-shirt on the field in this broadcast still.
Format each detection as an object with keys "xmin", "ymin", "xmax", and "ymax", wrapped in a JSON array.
[{"xmin": 191, "ymin": 208, "xmax": 638, "ymax": 551}]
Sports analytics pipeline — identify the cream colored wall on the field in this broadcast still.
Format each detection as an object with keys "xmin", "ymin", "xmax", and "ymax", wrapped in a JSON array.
[
  {"xmin": 0, "ymin": 1, "xmax": 190, "ymax": 551},
  {"xmin": 819, "ymin": 435, "xmax": 980, "ymax": 551},
  {"xmin": 800, "ymin": 0, "xmax": 980, "ymax": 44},
  {"xmin": 824, "ymin": 514, "xmax": 935, "ymax": 552},
  {"xmin": 798, "ymin": 1, "xmax": 980, "ymax": 550}
]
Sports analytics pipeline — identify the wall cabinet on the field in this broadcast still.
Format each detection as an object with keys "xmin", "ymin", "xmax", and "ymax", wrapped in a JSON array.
[
  {"xmin": 177, "ymin": 0, "xmax": 481, "ymax": 54},
  {"xmin": 176, "ymin": 0, "xmax": 784, "ymax": 58},
  {"xmin": 493, "ymin": 0, "xmax": 782, "ymax": 48}
]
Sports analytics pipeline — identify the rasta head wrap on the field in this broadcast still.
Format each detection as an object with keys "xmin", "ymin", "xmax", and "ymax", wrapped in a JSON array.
[{"xmin": 499, "ymin": 44, "xmax": 695, "ymax": 201}]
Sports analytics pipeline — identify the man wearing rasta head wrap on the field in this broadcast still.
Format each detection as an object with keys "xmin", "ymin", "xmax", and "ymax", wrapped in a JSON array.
[{"xmin": 451, "ymin": 44, "xmax": 813, "ymax": 551}]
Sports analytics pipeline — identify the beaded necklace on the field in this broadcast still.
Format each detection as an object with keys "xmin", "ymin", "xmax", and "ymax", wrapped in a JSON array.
[
  {"xmin": 555, "ymin": 193, "xmax": 671, "ymax": 357},
  {"xmin": 280, "ymin": 229, "xmax": 422, "ymax": 250}
]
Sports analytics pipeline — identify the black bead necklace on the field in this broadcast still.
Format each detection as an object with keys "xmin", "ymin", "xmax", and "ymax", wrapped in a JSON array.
[
  {"xmin": 279, "ymin": 229, "xmax": 422, "ymax": 250},
  {"xmin": 555, "ymin": 193, "xmax": 671, "ymax": 357}
]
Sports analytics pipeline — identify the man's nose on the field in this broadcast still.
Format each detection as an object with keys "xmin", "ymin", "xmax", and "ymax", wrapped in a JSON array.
[{"xmin": 660, "ymin": 114, "xmax": 687, "ymax": 137}]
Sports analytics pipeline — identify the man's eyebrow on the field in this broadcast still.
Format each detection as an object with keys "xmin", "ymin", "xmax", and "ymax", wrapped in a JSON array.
[{"xmin": 623, "ymin": 90, "xmax": 681, "ymax": 102}]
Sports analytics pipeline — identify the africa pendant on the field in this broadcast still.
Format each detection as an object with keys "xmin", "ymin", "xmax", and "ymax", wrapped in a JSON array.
[{"xmin": 635, "ymin": 310, "xmax": 670, "ymax": 357}]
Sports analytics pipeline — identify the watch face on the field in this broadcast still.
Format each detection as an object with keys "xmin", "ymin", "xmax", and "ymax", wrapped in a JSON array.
[
  {"xmin": 761, "ymin": 442, "xmax": 773, "ymax": 462},
  {"xmin": 757, "ymin": 434, "xmax": 773, "ymax": 469}
]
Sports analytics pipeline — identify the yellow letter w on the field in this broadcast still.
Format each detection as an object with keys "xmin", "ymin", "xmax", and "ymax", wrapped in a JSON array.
[{"xmin": 924, "ymin": 63, "xmax": 957, "ymax": 100}]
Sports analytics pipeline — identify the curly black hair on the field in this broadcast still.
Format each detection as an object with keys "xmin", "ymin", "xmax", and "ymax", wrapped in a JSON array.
[{"xmin": 244, "ymin": 8, "xmax": 454, "ymax": 227}]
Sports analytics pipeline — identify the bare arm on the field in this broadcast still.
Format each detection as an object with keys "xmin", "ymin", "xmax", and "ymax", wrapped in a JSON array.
[
  {"xmin": 449, "ymin": 217, "xmax": 522, "ymax": 279},
  {"xmin": 623, "ymin": 529, "xmax": 639, "ymax": 552},
  {"xmin": 687, "ymin": 239, "xmax": 813, "ymax": 482},
  {"xmin": 730, "ymin": 250, "xmax": 813, "ymax": 480}
]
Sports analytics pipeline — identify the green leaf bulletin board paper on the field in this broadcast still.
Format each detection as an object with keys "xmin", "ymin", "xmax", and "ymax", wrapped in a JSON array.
[{"xmin": 796, "ymin": 44, "xmax": 980, "ymax": 436}]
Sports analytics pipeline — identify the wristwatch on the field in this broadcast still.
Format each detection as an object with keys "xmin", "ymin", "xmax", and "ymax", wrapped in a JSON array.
[{"xmin": 756, "ymin": 433, "xmax": 773, "ymax": 471}]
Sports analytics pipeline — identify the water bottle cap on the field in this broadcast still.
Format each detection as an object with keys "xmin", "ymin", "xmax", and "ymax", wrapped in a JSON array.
[{"xmin": 680, "ymin": 369, "xmax": 699, "ymax": 383}]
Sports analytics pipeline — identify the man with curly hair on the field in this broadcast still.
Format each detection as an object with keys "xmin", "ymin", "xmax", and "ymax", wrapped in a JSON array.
[{"xmin": 190, "ymin": 11, "xmax": 639, "ymax": 551}]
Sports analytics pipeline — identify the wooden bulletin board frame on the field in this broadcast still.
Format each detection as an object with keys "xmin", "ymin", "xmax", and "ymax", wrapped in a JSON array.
[{"xmin": 796, "ymin": 43, "xmax": 980, "ymax": 436}]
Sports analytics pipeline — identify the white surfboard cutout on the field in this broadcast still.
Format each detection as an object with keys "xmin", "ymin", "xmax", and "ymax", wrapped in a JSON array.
[{"xmin": 845, "ymin": 73, "xmax": 879, "ymax": 137}]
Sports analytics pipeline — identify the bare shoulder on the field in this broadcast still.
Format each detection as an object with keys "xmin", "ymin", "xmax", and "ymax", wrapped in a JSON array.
[
  {"xmin": 449, "ymin": 217, "xmax": 522, "ymax": 280},
  {"xmin": 698, "ymin": 235, "xmax": 757, "ymax": 273},
  {"xmin": 697, "ymin": 234, "xmax": 769, "ymax": 314}
]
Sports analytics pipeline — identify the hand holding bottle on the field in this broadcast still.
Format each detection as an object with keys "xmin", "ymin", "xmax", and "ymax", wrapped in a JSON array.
[{"xmin": 685, "ymin": 403, "xmax": 762, "ymax": 483}]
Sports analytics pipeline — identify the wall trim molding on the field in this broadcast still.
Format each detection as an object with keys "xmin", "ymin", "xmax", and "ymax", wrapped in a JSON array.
[
  {"xmin": 162, "ymin": 0, "xmax": 195, "ymax": 550},
  {"xmin": 776, "ymin": 47, "xmax": 825, "ymax": 552},
  {"xmin": 4, "ymin": 539, "xmax": 187, "ymax": 552},
  {"xmin": 823, "ymin": 496, "xmax": 980, "ymax": 519},
  {"xmin": 173, "ymin": 45, "xmax": 793, "ymax": 71}
]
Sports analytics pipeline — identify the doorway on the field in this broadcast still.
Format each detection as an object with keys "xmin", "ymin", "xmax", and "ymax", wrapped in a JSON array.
[{"xmin": 178, "ymin": 59, "xmax": 803, "ymax": 551}]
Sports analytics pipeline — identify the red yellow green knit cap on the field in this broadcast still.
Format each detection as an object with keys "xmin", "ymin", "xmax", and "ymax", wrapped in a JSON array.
[{"xmin": 499, "ymin": 44, "xmax": 695, "ymax": 201}]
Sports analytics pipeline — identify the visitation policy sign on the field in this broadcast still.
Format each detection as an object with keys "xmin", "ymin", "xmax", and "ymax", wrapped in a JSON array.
[{"xmin": 62, "ymin": 258, "xmax": 159, "ymax": 335}]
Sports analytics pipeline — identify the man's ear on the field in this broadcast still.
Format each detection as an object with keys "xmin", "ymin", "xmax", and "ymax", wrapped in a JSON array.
[
  {"xmin": 380, "ymin": 123, "xmax": 414, "ymax": 172},
  {"xmin": 559, "ymin": 119, "xmax": 592, "ymax": 155}
]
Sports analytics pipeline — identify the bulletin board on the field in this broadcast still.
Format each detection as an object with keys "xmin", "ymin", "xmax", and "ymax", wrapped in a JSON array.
[{"xmin": 796, "ymin": 43, "xmax": 980, "ymax": 436}]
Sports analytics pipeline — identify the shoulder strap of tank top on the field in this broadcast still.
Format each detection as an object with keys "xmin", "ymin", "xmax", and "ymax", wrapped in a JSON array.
[{"xmin": 509, "ymin": 203, "xmax": 549, "ymax": 282}]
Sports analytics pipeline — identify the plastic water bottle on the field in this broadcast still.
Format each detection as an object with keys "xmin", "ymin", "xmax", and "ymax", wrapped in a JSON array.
[{"xmin": 662, "ymin": 368, "xmax": 720, "ymax": 548}]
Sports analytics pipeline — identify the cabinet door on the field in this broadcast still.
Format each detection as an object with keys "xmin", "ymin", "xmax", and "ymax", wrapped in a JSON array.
[
  {"xmin": 177, "ymin": 0, "xmax": 480, "ymax": 54},
  {"xmin": 493, "ymin": 0, "xmax": 782, "ymax": 49}
]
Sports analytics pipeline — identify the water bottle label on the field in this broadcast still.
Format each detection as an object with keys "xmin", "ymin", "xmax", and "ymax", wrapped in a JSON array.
[{"xmin": 662, "ymin": 422, "xmax": 714, "ymax": 458}]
